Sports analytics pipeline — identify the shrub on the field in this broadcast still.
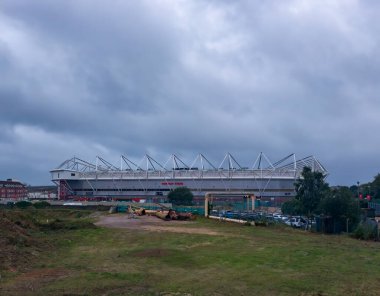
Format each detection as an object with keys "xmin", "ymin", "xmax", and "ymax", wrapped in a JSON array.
[
  {"xmin": 6, "ymin": 201, "xmax": 15, "ymax": 208},
  {"xmin": 33, "ymin": 201, "xmax": 51, "ymax": 209},
  {"xmin": 352, "ymin": 221, "xmax": 377, "ymax": 240},
  {"xmin": 255, "ymin": 217, "xmax": 269, "ymax": 227},
  {"xmin": 15, "ymin": 201, "xmax": 33, "ymax": 209},
  {"xmin": 37, "ymin": 218, "xmax": 96, "ymax": 231}
]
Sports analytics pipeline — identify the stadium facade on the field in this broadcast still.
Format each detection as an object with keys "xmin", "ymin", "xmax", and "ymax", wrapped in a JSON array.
[{"xmin": 50, "ymin": 153, "xmax": 327, "ymax": 203}]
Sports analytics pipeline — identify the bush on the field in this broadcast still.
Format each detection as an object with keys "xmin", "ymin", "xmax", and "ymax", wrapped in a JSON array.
[
  {"xmin": 36, "ymin": 218, "xmax": 96, "ymax": 231},
  {"xmin": 352, "ymin": 221, "xmax": 377, "ymax": 240},
  {"xmin": 15, "ymin": 201, "xmax": 33, "ymax": 209},
  {"xmin": 6, "ymin": 201, "xmax": 15, "ymax": 208},
  {"xmin": 33, "ymin": 201, "xmax": 51, "ymax": 209},
  {"xmin": 255, "ymin": 220, "xmax": 268, "ymax": 227},
  {"xmin": 254, "ymin": 217, "xmax": 275, "ymax": 227}
]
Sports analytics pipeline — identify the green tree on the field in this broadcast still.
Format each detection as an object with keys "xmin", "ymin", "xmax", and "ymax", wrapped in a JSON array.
[
  {"xmin": 167, "ymin": 187, "xmax": 194, "ymax": 206},
  {"xmin": 318, "ymin": 187, "xmax": 360, "ymax": 226},
  {"xmin": 370, "ymin": 173, "xmax": 380, "ymax": 200},
  {"xmin": 295, "ymin": 167, "xmax": 329, "ymax": 217},
  {"xmin": 349, "ymin": 184, "xmax": 359, "ymax": 197},
  {"xmin": 281, "ymin": 199, "xmax": 302, "ymax": 216}
]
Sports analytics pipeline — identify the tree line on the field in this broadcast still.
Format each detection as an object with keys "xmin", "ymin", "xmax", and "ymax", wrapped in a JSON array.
[{"xmin": 282, "ymin": 167, "xmax": 380, "ymax": 238}]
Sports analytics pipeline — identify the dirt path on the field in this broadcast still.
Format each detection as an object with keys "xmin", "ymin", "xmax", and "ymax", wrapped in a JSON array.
[{"xmin": 95, "ymin": 214, "xmax": 222, "ymax": 236}]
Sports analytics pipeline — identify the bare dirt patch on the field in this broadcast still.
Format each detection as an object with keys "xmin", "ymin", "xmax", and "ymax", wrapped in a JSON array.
[
  {"xmin": 95, "ymin": 214, "xmax": 222, "ymax": 236},
  {"xmin": 133, "ymin": 248, "xmax": 171, "ymax": 257},
  {"xmin": 142, "ymin": 225, "xmax": 221, "ymax": 235}
]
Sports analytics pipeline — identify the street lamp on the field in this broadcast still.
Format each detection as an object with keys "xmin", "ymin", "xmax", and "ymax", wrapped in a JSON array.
[{"xmin": 357, "ymin": 181, "xmax": 360, "ymax": 199}]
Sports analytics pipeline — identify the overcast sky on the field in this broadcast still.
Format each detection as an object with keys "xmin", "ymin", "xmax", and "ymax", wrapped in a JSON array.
[{"xmin": 1, "ymin": 0, "xmax": 379, "ymax": 186}]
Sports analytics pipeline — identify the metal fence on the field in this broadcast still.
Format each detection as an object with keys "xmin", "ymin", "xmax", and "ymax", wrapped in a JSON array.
[{"xmin": 368, "ymin": 202, "xmax": 380, "ymax": 215}]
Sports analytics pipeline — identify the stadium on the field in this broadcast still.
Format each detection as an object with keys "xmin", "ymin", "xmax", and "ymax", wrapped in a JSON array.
[{"xmin": 50, "ymin": 153, "xmax": 327, "ymax": 204}]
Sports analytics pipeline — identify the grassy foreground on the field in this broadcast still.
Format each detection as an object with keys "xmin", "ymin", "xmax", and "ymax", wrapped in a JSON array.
[{"xmin": 1, "ymin": 208, "xmax": 380, "ymax": 295}]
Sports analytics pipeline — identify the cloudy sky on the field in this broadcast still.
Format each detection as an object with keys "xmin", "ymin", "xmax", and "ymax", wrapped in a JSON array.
[{"xmin": 1, "ymin": 0, "xmax": 379, "ymax": 186}]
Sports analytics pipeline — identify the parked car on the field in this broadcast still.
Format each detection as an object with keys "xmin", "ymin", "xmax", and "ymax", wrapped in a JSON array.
[
  {"xmin": 210, "ymin": 210, "xmax": 218, "ymax": 216},
  {"xmin": 241, "ymin": 213, "xmax": 259, "ymax": 221},
  {"xmin": 273, "ymin": 214, "xmax": 283, "ymax": 221},
  {"xmin": 285, "ymin": 217, "xmax": 305, "ymax": 228}
]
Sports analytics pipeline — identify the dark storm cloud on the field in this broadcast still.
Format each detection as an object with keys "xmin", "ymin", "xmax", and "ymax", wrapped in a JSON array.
[{"xmin": 0, "ymin": 0, "xmax": 380, "ymax": 185}]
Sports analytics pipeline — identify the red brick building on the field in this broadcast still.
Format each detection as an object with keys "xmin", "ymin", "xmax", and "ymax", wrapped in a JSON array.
[{"xmin": 0, "ymin": 179, "xmax": 28, "ymax": 199}]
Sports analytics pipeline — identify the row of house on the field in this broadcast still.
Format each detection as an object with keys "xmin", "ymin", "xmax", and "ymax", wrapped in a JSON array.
[
  {"xmin": 0, "ymin": 179, "xmax": 28, "ymax": 199},
  {"xmin": 0, "ymin": 179, "xmax": 57, "ymax": 200}
]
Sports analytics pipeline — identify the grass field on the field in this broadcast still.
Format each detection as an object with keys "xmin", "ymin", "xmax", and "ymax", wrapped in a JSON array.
[{"xmin": 1, "ymin": 208, "xmax": 380, "ymax": 295}]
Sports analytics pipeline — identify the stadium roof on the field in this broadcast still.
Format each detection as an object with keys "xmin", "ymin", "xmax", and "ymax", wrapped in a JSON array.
[{"xmin": 52, "ymin": 153, "xmax": 327, "ymax": 177}]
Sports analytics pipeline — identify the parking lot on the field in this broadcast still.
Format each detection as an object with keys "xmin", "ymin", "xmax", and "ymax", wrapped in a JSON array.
[{"xmin": 210, "ymin": 210, "xmax": 314, "ymax": 229}]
